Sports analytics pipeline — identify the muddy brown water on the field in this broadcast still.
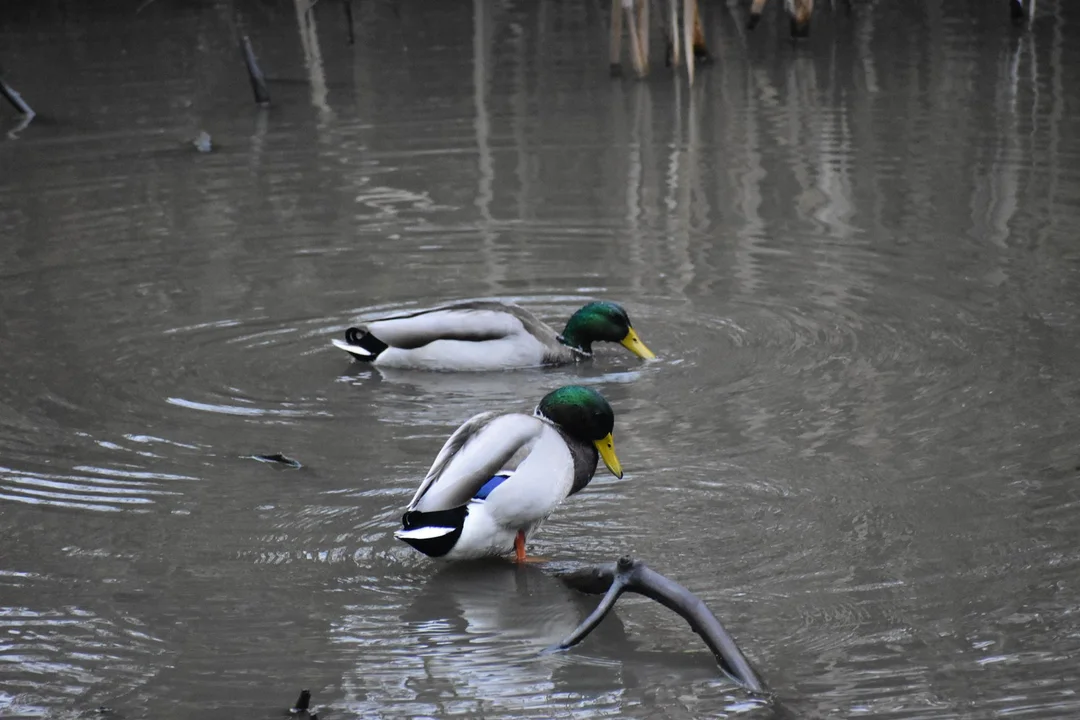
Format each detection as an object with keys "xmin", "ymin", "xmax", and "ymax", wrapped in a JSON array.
[{"xmin": 2, "ymin": 0, "xmax": 1080, "ymax": 717}]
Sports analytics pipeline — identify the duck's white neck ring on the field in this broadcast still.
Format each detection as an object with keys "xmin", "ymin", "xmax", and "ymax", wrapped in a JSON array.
[
  {"xmin": 533, "ymin": 409, "xmax": 558, "ymax": 426},
  {"xmin": 556, "ymin": 335, "xmax": 592, "ymax": 357}
]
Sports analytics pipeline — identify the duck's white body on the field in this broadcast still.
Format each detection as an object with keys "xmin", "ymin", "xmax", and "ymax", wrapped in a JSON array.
[
  {"xmin": 332, "ymin": 303, "xmax": 578, "ymax": 371},
  {"xmin": 376, "ymin": 334, "xmax": 552, "ymax": 372},
  {"xmin": 395, "ymin": 411, "xmax": 595, "ymax": 560}
]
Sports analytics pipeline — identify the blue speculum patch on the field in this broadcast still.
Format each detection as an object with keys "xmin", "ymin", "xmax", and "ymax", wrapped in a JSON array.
[{"xmin": 474, "ymin": 474, "xmax": 510, "ymax": 500}]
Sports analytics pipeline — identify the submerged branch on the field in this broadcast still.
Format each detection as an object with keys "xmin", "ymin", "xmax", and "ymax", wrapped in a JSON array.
[{"xmin": 551, "ymin": 556, "xmax": 765, "ymax": 693}]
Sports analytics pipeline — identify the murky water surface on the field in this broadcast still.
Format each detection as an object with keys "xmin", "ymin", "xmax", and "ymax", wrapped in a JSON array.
[{"xmin": 2, "ymin": 0, "xmax": 1080, "ymax": 717}]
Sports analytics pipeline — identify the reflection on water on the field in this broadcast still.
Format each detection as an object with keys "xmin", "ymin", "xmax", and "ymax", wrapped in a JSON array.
[
  {"xmin": 2, "ymin": 0, "xmax": 1080, "ymax": 717},
  {"xmin": 334, "ymin": 563, "xmax": 610, "ymax": 717}
]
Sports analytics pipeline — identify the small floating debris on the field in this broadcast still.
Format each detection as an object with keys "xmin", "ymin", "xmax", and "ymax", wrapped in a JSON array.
[
  {"xmin": 192, "ymin": 131, "xmax": 212, "ymax": 153},
  {"xmin": 249, "ymin": 453, "xmax": 302, "ymax": 469}
]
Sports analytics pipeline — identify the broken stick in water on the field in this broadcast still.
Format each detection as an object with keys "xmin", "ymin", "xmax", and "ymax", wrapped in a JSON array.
[{"xmin": 550, "ymin": 556, "xmax": 766, "ymax": 693}]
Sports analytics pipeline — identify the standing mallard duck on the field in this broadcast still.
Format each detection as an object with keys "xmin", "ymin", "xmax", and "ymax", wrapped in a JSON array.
[
  {"xmin": 331, "ymin": 300, "xmax": 655, "ymax": 371},
  {"xmin": 394, "ymin": 385, "xmax": 623, "ymax": 562}
]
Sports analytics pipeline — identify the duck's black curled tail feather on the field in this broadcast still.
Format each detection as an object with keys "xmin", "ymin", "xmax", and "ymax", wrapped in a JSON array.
[
  {"xmin": 396, "ymin": 506, "xmax": 467, "ymax": 558},
  {"xmin": 343, "ymin": 327, "xmax": 389, "ymax": 360}
]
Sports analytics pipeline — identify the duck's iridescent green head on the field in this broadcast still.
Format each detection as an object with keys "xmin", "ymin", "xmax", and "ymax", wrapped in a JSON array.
[
  {"xmin": 560, "ymin": 301, "xmax": 656, "ymax": 360},
  {"xmin": 536, "ymin": 385, "xmax": 623, "ymax": 478}
]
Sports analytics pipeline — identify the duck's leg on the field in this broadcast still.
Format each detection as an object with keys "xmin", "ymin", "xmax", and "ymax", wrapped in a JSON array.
[
  {"xmin": 515, "ymin": 530, "xmax": 528, "ymax": 563},
  {"xmin": 667, "ymin": 0, "xmax": 680, "ymax": 67},
  {"xmin": 748, "ymin": 0, "xmax": 768, "ymax": 29},
  {"xmin": 625, "ymin": 0, "xmax": 648, "ymax": 77},
  {"xmin": 790, "ymin": 0, "xmax": 813, "ymax": 38},
  {"xmin": 609, "ymin": 0, "xmax": 623, "ymax": 75},
  {"xmin": 691, "ymin": 0, "xmax": 710, "ymax": 62},
  {"xmin": 637, "ymin": 0, "xmax": 649, "ymax": 73},
  {"xmin": 683, "ymin": 0, "xmax": 695, "ymax": 83}
]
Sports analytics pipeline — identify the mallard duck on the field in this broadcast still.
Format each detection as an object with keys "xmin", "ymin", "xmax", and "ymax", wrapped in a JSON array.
[
  {"xmin": 394, "ymin": 385, "xmax": 623, "ymax": 562},
  {"xmin": 331, "ymin": 300, "xmax": 655, "ymax": 371}
]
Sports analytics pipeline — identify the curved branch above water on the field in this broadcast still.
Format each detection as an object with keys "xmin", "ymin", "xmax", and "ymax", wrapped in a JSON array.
[{"xmin": 549, "ymin": 556, "xmax": 766, "ymax": 694}]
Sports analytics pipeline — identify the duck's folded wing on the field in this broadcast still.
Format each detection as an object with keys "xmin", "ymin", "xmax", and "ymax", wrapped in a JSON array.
[
  {"xmin": 367, "ymin": 305, "xmax": 527, "ymax": 350},
  {"xmin": 408, "ymin": 412, "xmax": 542, "ymax": 512}
]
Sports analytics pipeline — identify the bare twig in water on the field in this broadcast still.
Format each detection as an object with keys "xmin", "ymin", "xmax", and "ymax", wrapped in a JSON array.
[
  {"xmin": 551, "ymin": 556, "xmax": 765, "ymax": 693},
  {"xmin": 0, "ymin": 75, "xmax": 35, "ymax": 117},
  {"xmin": 225, "ymin": 0, "xmax": 269, "ymax": 105},
  {"xmin": 239, "ymin": 34, "xmax": 271, "ymax": 105},
  {"xmin": 134, "ymin": 0, "xmax": 160, "ymax": 14}
]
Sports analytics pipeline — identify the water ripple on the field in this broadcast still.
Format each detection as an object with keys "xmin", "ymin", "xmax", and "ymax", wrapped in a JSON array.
[
  {"xmin": 0, "ymin": 464, "xmax": 186, "ymax": 514},
  {"xmin": 0, "ymin": 591, "xmax": 164, "ymax": 718}
]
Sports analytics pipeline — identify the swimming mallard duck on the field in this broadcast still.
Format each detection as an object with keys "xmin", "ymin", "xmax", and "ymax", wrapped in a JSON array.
[
  {"xmin": 331, "ymin": 300, "xmax": 655, "ymax": 371},
  {"xmin": 394, "ymin": 385, "xmax": 623, "ymax": 562}
]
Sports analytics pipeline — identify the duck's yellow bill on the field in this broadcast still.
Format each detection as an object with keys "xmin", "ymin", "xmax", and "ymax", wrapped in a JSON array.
[
  {"xmin": 594, "ymin": 433, "xmax": 623, "ymax": 478},
  {"xmin": 620, "ymin": 328, "xmax": 657, "ymax": 360}
]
